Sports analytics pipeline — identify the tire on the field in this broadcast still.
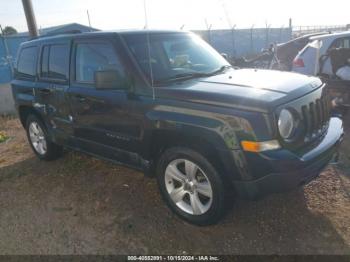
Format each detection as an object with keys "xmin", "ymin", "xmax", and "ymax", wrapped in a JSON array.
[
  {"xmin": 156, "ymin": 147, "xmax": 230, "ymax": 225},
  {"xmin": 25, "ymin": 114, "xmax": 63, "ymax": 161}
]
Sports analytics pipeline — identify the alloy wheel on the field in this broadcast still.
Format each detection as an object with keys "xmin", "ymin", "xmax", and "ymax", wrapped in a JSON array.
[
  {"xmin": 28, "ymin": 122, "xmax": 47, "ymax": 155},
  {"xmin": 164, "ymin": 159, "xmax": 213, "ymax": 215}
]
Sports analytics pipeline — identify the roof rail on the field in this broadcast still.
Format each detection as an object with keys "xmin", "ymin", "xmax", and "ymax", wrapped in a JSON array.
[
  {"xmin": 45, "ymin": 29, "xmax": 83, "ymax": 36},
  {"xmin": 40, "ymin": 29, "xmax": 83, "ymax": 38}
]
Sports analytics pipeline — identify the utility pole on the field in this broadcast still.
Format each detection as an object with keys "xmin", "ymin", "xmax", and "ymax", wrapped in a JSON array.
[{"xmin": 21, "ymin": 0, "xmax": 39, "ymax": 37}]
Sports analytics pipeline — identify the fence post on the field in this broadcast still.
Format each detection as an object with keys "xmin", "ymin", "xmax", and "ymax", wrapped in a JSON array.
[
  {"xmin": 250, "ymin": 25, "xmax": 254, "ymax": 54},
  {"xmin": 0, "ymin": 26, "xmax": 14, "ymax": 76},
  {"xmin": 231, "ymin": 27, "xmax": 236, "ymax": 57},
  {"xmin": 265, "ymin": 25, "xmax": 270, "ymax": 48}
]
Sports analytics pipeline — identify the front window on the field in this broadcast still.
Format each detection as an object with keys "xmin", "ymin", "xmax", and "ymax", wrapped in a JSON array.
[
  {"xmin": 75, "ymin": 42, "xmax": 126, "ymax": 86},
  {"xmin": 123, "ymin": 32, "xmax": 230, "ymax": 85}
]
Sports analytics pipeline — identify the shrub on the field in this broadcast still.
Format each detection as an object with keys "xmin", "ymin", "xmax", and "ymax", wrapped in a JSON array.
[{"xmin": 0, "ymin": 131, "xmax": 8, "ymax": 143}]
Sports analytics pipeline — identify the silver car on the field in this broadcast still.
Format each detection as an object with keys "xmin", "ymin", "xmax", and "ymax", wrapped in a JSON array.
[{"xmin": 292, "ymin": 31, "xmax": 350, "ymax": 76}]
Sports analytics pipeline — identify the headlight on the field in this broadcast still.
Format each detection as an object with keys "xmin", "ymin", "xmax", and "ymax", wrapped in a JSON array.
[{"xmin": 278, "ymin": 109, "xmax": 295, "ymax": 139}]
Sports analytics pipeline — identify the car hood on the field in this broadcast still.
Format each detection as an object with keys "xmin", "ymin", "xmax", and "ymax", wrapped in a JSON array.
[{"xmin": 155, "ymin": 68, "xmax": 322, "ymax": 112}]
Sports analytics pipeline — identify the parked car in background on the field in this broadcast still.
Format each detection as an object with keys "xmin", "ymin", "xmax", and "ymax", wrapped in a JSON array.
[
  {"xmin": 231, "ymin": 32, "xmax": 328, "ymax": 71},
  {"xmin": 292, "ymin": 31, "xmax": 350, "ymax": 76},
  {"xmin": 12, "ymin": 30, "xmax": 343, "ymax": 225},
  {"xmin": 292, "ymin": 31, "xmax": 350, "ymax": 109},
  {"xmin": 275, "ymin": 32, "xmax": 329, "ymax": 71}
]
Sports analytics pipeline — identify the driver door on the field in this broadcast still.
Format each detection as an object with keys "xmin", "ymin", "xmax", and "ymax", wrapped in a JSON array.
[{"xmin": 67, "ymin": 38, "xmax": 140, "ymax": 165}]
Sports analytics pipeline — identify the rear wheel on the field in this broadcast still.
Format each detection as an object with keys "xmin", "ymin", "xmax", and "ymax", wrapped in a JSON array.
[
  {"xmin": 156, "ymin": 147, "xmax": 230, "ymax": 225},
  {"xmin": 25, "ymin": 114, "xmax": 63, "ymax": 161}
]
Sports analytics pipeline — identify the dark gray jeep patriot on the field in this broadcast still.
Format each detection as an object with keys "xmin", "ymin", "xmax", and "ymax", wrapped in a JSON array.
[{"xmin": 11, "ymin": 30, "xmax": 343, "ymax": 225}]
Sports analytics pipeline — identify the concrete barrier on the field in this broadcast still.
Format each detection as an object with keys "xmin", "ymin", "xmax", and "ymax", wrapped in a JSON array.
[{"xmin": 0, "ymin": 83, "xmax": 16, "ymax": 114}]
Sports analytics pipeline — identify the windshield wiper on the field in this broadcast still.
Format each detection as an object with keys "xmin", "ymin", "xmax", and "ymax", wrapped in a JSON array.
[
  {"xmin": 156, "ymin": 65, "xmax": 233, "ymax": 84},
  {"xmin": 155, "ymin": 72, "xmax": 210, "ymax": 84},
  {"xmin": 208, "ymin": 65, "xmax": 233, "ymax": 75}
]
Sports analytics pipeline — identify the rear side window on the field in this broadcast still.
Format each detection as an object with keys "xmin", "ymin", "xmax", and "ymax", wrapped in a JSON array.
[
  {"xmin": 75, "ymin": 42, "xmax": 126, "ymax": 83},
  {"xmin": 40, "ymin": 46, "xmax": 50, "ymax": 78},
  {"xmin": 40, "ymin": 44, "xmax": 70, "ymax": 80},
  {"xmin": 332, "ymin": 37, "xmax": 350, "ymax": 49},
  {"xmin": 17, "ymin": 46, "xmax": 37, "ymax": 78}
]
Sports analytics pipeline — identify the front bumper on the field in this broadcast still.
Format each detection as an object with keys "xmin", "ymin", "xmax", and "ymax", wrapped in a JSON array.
[{"xmin": 233, "ymin": 117, "xmax": 344, "ymax": 200}]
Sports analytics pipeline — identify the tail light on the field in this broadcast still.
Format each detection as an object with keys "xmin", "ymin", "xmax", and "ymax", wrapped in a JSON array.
[{"xmin": 293, "ymin": 58, "xmax": 305, "ymax": 67}]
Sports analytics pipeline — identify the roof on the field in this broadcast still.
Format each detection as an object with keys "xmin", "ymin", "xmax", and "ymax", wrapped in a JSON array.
[
  {"xmin": 310, "ymin": 30, "xmax": 350, "ymax": 41},
  {"xmin": 21, "ymin": 29, "xmax": 192, "ymax": 45}
]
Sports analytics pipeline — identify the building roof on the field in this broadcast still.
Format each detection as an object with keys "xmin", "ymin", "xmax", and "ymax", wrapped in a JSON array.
[{"xmin": 16, "ymin": 23, "xmax": 98, "ymax": 37}]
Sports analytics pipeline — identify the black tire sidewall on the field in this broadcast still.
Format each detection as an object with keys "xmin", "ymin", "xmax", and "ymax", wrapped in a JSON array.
[
  {"xmin": 156, "ymin": 147, "xmax": 228, "ymax": 226},
  {"xmin": 25, "ymin": 114, "xmax": 57, "ymax": 160}
]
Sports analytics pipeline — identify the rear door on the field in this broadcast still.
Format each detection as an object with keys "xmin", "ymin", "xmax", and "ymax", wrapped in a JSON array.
[
  {"xmin": 12, "ymin": 45, "xmax": 39, "ymax": 106},
  {"xmin": 318, "ymin": 37, "xmax": 350, "ymax": 76},
  {"xmin": 37, "ymin": 39, "xmax": 73, "ymax": 141}
]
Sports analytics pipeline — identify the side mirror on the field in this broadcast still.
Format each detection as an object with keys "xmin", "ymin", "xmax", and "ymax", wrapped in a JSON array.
[{"xmin": 95, "ymin": 70, "xmax": 126, "ymax": 90}]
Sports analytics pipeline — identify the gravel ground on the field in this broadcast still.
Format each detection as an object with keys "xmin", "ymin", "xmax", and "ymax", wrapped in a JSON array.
[{"xmin": 0, "ymin": 115, "xmax": 349, "ymax": 255}]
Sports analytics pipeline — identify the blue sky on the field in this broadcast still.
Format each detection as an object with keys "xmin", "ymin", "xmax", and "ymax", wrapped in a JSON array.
[{"xmin": 1, "ymin": 0, "xmax": 349, "ymax": 32}]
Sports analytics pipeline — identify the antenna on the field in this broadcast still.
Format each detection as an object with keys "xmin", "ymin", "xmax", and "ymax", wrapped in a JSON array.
[
  {"xmin": 87, "ymin": 10, "xmax": 92, "ymax": 31},
  {"xmin": 143, "ymin": 0, "xmax": 148, "ymax": 29},
  {"xmin": 219, "ymin": 0, "xmax": 237, "ymax": 56},
  {"xmin": 220, "ymin": 0, "xmax": 233, "ymax": 29},
  {"xmin": 143, "ymin": 0, "xmax": 155, "ymax": 99},
  {"xmin": 204, "ymin": 18, "xmax": 212, "ymax": 44}
]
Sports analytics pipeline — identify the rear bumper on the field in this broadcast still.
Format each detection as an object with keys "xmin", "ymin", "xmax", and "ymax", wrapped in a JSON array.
[{"xmin": 233, "ymin": 117, "xmax": 343, "ymax": 200}]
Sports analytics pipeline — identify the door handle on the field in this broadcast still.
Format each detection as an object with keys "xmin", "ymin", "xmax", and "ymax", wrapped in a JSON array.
[
  {"xmin": 74, "ymin": 94, "xmax": 86, "ymax": 102},
  {"xmin": 39, "ymin": 88, "xmax": 52, "ymax": 95}
]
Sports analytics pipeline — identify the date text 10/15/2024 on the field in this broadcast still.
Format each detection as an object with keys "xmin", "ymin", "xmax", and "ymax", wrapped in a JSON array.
[{"xmin": 127, "ymin": 255, "xmax": 220, "ymax": 261}]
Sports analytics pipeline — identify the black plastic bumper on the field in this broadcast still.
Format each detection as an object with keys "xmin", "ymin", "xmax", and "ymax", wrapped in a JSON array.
[{"xmin": 233, "ymin": 117, "xmax": 344, "ymax": 200}]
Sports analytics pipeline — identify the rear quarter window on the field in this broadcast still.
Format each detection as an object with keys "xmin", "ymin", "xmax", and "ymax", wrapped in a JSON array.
[{"xmin": 17, "ymin": 46, "xmax": 38, "ymax": 78}]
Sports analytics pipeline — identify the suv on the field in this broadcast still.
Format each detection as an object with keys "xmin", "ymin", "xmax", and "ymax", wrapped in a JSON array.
[{"xmin": 12, "ymin": 30, "xmax": 343, "ymax": 225}]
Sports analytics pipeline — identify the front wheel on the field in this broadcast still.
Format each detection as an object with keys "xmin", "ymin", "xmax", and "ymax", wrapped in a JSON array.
[{"xmin": 156, "ymin": 147, "xmax": 230, "ymax": 225}]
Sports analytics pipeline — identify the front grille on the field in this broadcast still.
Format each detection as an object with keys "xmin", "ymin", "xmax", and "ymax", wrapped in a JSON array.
[{"xmin": 300, "ymin": 92, "xmax": 330, "ymax": 142}]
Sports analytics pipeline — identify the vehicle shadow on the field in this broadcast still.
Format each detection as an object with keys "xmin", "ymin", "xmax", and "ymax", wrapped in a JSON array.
[{"xmin": 0, "ymin": 152, "xmax": 349, "ymax": 255}]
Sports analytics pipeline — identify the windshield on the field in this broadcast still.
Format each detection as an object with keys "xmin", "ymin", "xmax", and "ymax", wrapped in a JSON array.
[{"xmin": 122, "ymin": 32, "xmax": 230, "ymax": 85}]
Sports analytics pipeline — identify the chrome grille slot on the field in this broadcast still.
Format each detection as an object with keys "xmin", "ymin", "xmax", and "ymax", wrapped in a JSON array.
[
  {"xmin": 319, "ymin": 99, "xmax": 325, "ymax": 126},
  {"xmin": 316, "ymin": 99, "xmax": 322, "ymax": 130},
  {"xmin": 309, "ymin": 102, "xmax": 316, "ymax": 134},
  {"xmin": 301, "ymin": 94, "xmax": 330, "ymax": 142},
  {"xmin": 302, "ymin": 105, "xmax": 311, "ymax": 139}
]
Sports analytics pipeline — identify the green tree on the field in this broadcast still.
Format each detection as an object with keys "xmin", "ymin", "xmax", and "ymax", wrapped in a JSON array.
[{"xmin": 1, "ymin": 26, "xmax": 18, "ymax": 35}]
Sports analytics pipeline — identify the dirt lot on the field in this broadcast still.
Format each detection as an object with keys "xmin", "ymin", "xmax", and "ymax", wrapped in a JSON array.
[{"xmin": 0, "ymin": 115, "xmax": 349, "ymax": 255}]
